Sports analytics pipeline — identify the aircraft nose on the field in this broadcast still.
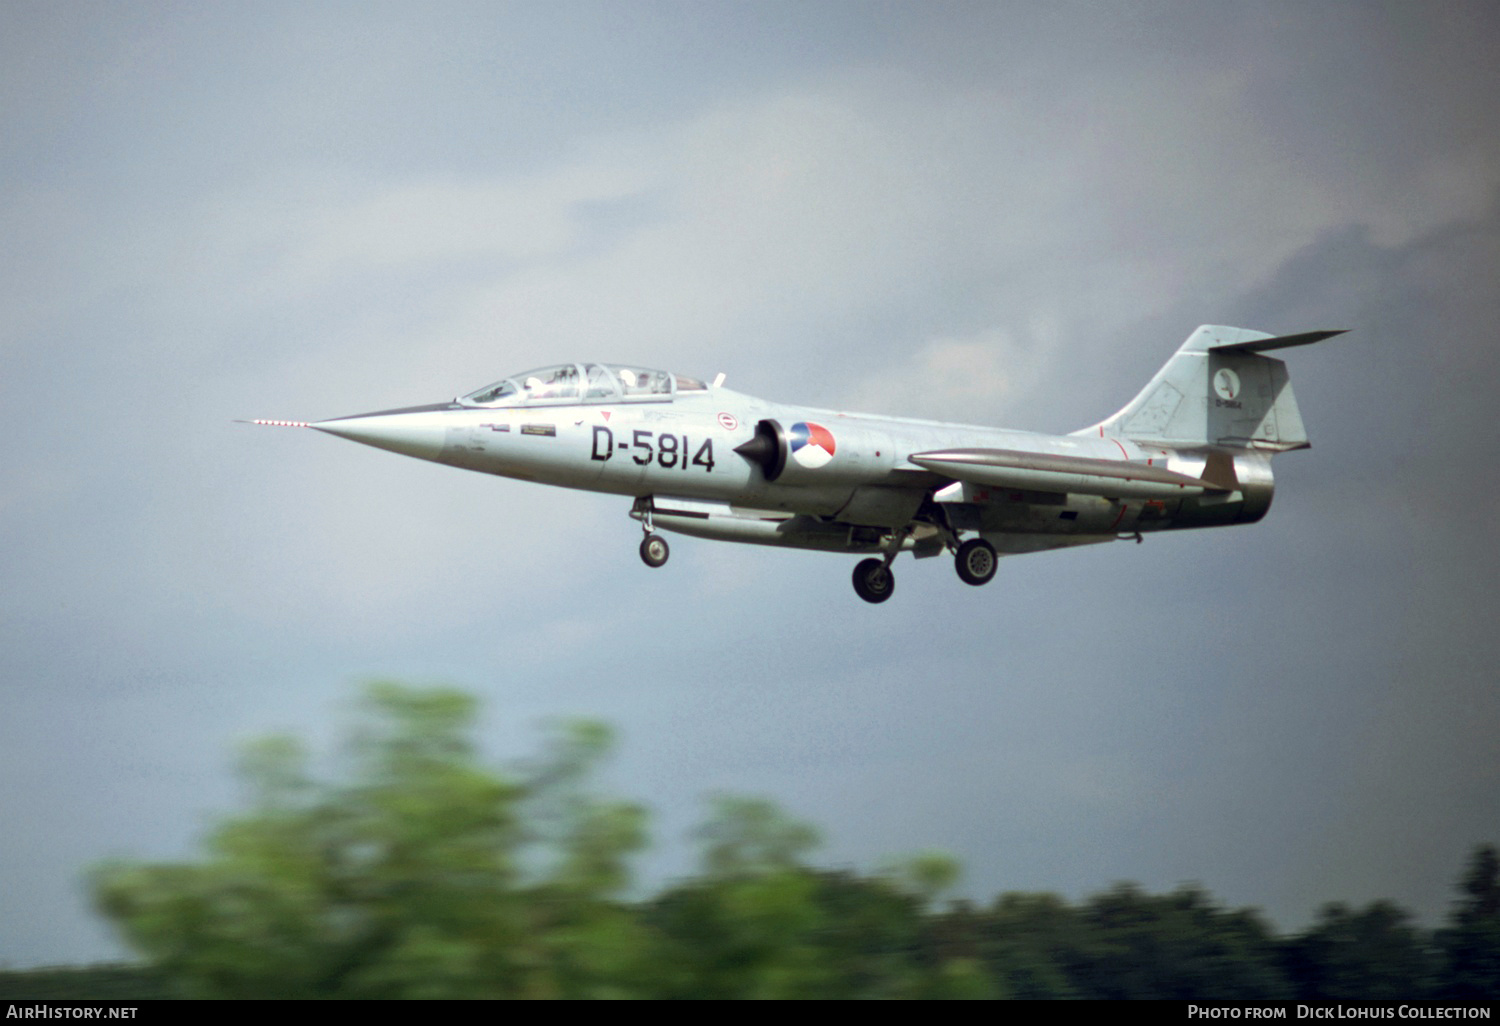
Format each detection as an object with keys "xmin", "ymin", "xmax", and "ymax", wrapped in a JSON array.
[{"xmin": 311, "ymin": 411, "xmax": 448, "ymax": 461}]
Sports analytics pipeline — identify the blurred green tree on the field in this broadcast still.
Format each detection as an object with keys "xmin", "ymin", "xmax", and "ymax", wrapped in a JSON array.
[
  {"xmin": 645, "ymin": 796, "xmax": 833, "ymax": 998},
  {"xmin": 1068, "ymin": 883, "xmax": 1290, "ymax": 999},
  {"xmin": 1438, "ymin": 844, "xmax": 1500, "ymax": 999},
  {"xmin": 92, "ymin": 683, "xmax": 650, "ymax": 998},
  {"xmin": 87, "ymin": 680, "xmax": 1492, "ymax": 1000},
  {"xmin": 967, "ymin": 892, "xmax": 1091, "ymax": 999},
  {"xmin": 1281, "ymin": 901, "xmax": 1436, "ymax": 999},
  {"xmin": 647, "ymin": 800, "xmax": 988, "ymax": 998}
]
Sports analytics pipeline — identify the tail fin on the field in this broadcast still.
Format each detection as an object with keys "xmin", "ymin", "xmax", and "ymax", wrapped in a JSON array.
[{"xmin": 1076, "ymin": 325, "xmax": 1344, "ymax": 451}]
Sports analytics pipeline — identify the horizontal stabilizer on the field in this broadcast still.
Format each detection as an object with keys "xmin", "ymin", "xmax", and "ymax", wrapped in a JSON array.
[
  {"xmin": 910, "ymin": 448, "xmax": 1228, "ymax": 500},
  {"xmin": 1209, "ymin": 329, "xmax": 1346, "ymax": 354}
]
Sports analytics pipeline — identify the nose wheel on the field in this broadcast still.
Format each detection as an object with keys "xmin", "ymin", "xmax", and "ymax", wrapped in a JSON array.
[
  {"xmin": 632, "ymin": 497, "xmax": 670, "ymax": 568},
  {"xmin": 640, "ymin": 533, "xmax": 670, "ymax": 568}
]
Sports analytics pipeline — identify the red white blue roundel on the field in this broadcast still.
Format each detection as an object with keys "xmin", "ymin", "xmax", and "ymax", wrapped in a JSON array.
[{"xmin": 789, "ymin": 421, "xmax": 836, "ymax": 469}]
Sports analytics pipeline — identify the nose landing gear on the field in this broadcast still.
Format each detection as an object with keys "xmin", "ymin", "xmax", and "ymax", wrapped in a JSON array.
[
  {"xmin": 640, "ymin": 533, "xmax": 670, "ymax": 568},
  {"xmin": 633, "ymin": 497, "xmax": 670, "ymax": 568}
]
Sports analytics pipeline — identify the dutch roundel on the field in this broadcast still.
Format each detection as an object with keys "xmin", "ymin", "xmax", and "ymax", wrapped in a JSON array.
[{"xmin": 789, "ymin": 421, "xmax": 836, "ymax": 469}]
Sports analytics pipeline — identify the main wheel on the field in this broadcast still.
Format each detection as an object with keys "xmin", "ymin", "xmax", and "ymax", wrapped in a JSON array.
[
  {"xmin": 640, "ymin": 533, "xmax": 670, "ymax": 568},
  {"xmin": 852, "ymin": 558, "xmax": 895, "ymax": 604},
  {"xmin": 955, "ymin": 538, "xmax": 998, "ymax": 586}
]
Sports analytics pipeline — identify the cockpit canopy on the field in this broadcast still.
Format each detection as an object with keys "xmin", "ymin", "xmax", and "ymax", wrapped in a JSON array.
[{"xmin": 458, "ymin": 363, "xmax": 707, "ymax": 407}]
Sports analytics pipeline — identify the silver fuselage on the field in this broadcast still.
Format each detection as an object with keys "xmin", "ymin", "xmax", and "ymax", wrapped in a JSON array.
[{"xmin": 311, "ymin": 385, "xmax": 1273, "ymax": 557}]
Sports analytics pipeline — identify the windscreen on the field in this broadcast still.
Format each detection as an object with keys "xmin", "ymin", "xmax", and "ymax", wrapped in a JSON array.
[{"xmin": 460, "ymin": 363, "xmax": 684, "ymax": 406}]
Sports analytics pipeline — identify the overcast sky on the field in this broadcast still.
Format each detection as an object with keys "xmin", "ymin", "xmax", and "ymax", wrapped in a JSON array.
[{"xmin": 4, "ymin": 0, "xmax": 1499, "ymax": 966}]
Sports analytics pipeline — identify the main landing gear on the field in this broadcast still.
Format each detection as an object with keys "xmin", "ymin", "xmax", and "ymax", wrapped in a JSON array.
[
  {"xmin": 955, "ymin": 537, "xmax": 997, "ymax": 586},
  {"xmin": 852, "ymin": 558, "xmax": 895, "ymax": 603},
  {"xmin": 852, "ymin": 525, "xmax": 912, "ymax": 604},
  {"xmin": 850, "ymin": 532, "xmax": 998, "ymax": 603}
]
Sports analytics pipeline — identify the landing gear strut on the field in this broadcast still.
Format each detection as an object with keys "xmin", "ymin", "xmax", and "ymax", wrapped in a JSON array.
[
  {"xmin": 955, "ymin": 537, "xmax": 998, "ymax": 586},
  {"xmin": 634, "ymin": 496, "xmax": 669, "ymax": 568}
]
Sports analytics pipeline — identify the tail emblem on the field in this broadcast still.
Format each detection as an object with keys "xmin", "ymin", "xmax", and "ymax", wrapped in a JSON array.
[{"xmin": 1213, "ymin": 368, "xmax": 1241, "ymax": 400}]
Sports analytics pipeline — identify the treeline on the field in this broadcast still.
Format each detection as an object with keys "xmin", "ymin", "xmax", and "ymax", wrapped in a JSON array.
[{"xmin": 8, "ymin": 684, "xmax": 1496, "ymax": 999}]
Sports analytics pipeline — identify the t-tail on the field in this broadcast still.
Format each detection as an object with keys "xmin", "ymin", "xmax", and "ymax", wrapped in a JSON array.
[{"xmin": 1076, "ymin": 325, "xmax": 1345, "ymax": 451}]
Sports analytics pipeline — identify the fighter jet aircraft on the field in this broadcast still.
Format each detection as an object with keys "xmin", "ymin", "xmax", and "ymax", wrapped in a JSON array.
[{"xmin": 250, "ymin": 325, "xmax": 1341, "ymax": 602}]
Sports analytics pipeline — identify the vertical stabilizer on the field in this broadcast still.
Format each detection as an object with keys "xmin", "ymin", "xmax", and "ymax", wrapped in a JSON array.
[{"xmin": 1075, "ymin": 325, "xmax": 1341, "ymax": 451}]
